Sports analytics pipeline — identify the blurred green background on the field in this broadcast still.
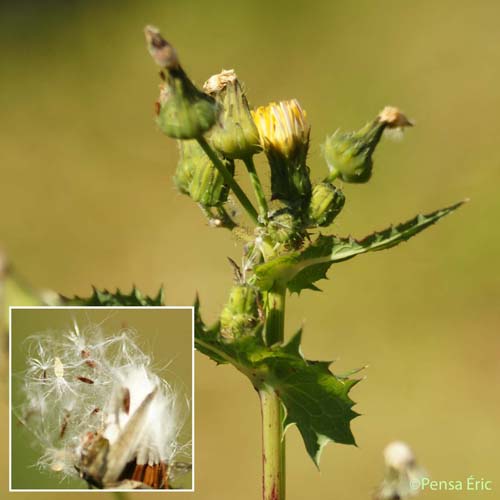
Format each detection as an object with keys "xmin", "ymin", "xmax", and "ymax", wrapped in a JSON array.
[
  {"xmin": 1, "ymin": 0, "xmax": 499, "ymax": 498},
  {"xmin": 10, "ymin": 308, "xmax": 192, "ymax": 490}
]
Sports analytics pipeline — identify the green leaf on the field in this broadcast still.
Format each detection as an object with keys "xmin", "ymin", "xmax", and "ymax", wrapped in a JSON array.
[
  {"xmin": 60, "ymin": 286, "xmax": 165, "ymax": 306},
  {"xmin": 195, "ymin": 299, "xmax": 360, "ymax": 466},
  {"xmin": 253, "ymin": 200, "xmax": 465, "ymax": 293}
]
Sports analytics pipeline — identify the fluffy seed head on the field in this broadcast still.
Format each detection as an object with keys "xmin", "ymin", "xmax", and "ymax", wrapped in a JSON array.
[
  {"xmin": 16, "ymin": 321, "xmax": 189, "ymax": 489},
  {"xmin": 375, "ymin": 441, "xmax": 424, "ymax": 500},
  {"xmin": 384, "ymin": 441, "xmax": 416, "ymax": 471}
]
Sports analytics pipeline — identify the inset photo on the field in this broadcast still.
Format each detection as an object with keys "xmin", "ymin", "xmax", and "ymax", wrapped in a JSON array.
[{"xmin": 9, "ymin": 307, "xmax": 193, "ymax": 491}]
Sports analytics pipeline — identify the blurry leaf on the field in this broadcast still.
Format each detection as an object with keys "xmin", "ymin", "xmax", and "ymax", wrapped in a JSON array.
[
  {"xmin": 195, "ymin": 298, "xmax": 360, "ymax": 466},
  {"xmin": 60, "ymin": 286, "xmax": 165, "ymax": 306},
  {"xmin": 253, "ymin": 201, "xmax": 465, "ymax": 293},
  {"xmin": 0, "ymin": 257, "xmax": 47, "ymax": 338}
]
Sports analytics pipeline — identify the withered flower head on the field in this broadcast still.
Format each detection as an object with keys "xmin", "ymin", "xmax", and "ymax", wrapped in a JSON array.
[
  {"xmin": 144, "ymin": 25, "xmax": 219, "ymax": 139},
  {"xmin": 144, "ymin": 25, "xmax": 179, "ymax": 70},
  {"xmin": 323, "ymin": 106, "xmax": 413, "ymax": 184},
  {"xmin": 203, "ymin": 69, "xmax": 261, "ymax": 159}
]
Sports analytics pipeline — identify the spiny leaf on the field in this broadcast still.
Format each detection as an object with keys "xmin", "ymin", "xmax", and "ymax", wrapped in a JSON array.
[
  {"xmin": 60, "ymin": 286, "xmax": 165, "ymax": 306},
  {"xmin": 195, "ymin": 299, "xmax": 360, "ymax": 466},
  {"xmin": 267, "ymin": 330, "xmax": 360, "ymax": 465},
  {"xmin": 253, "ymin": 201, "xmax": 465, "ymax": 293}
]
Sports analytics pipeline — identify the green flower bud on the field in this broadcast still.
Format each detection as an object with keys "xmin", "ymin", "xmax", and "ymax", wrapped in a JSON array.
[
  {"xmin": 175, "ymin": 140, "xmax": 235, "ymax": 207},
  {"xmin": 145, "ymin": 26, "xmax": 219, "ymax": 139},
  {"xmin": 252, "ymin": 100, "xmax": 312, "ymax": 207},
  {"xmin": 267, "ymin": 209, "xmax": 302, "ymax": 246},
  {"xmin": 323, "ymin": 107, "xmax": 412, "ymax": 184},
  {"xmin": 308, "ymin": 182, "xmax": 345, "ymax": 227},
  {"xmin": 220, "ymin": 285, "xmax": 260, "ymax": 340},
  {"xmin": 203, "ymin": 70, "xmax": 261, "ymax": 160}
]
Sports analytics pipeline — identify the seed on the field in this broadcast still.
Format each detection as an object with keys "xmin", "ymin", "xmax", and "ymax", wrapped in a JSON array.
[
  {"xmin": 123, "ymin": 388, "xmax": 130, "ymax": 414},
  {"xmin": 54, "ymin": 357, "xmax": 64, "ymax": 378},
  {"xmin": 76, "ymin": 376, "xmax": 94, "ymax": 384}
]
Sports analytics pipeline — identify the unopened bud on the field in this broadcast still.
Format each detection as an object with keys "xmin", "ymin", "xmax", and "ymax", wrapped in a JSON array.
[
  {"xmin": 204, "ymin": 70, "xmax": 261, "ymax": 159},
  {"xmin": 220, "ymin": 285, "xmax": 260, "ymax": 340},
  {"xmin": 175, "ymin": 140, "xmax": 234, "ymax": 207},
  {"xmin": 267, "ymin": 209, "xmax": 302, "ymax": 246},
  {"xmin": 323, "ymin": 107, "xmax": 412, "ymax": 184},
  {"xmin": 145, "ymin": 26, "xmax": 219, "ymax": 139},
  {"xmin": 308, "ymin": 182, "xmax": 345, "ymax": 227}
]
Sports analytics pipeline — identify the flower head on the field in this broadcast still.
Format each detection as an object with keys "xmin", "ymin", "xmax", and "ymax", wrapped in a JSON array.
[
  {"xmin": 16, "ymin": 321, "xmax": 190, "ymax": 489},
  {"xmin": 252, "ymin": 99, "xmax": 309, "ymax": 161},
  {"xmin": 252, "ymin": 100, "xmax": 312, "ymax": 206}
]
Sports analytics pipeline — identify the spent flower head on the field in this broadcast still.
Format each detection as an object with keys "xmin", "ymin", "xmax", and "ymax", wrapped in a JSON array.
[
  {"xmin": 16, "ymin": 320, "xmax": 190, "ymax": 489},
  {"xmin": 145, "ymin": 25, "xmax": 219, "ymax": 139},
  {"xmin": 324, "ymin": 106, "xmax": 412, "ymax": 184},
  {"xmin": 375, "ymin": 441, "xmax": 425, "ymax": 500},
  {"xmin": 204, "ymin": 69, "xmax": 261, "ymax": 160}
]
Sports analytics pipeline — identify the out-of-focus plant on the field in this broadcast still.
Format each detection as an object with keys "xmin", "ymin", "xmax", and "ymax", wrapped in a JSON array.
[
  {"xmin": 374, "ymin": 441, "xmax": 425, "ymax": 499},
  {"xmin": 141, "ymin": 25, "xmax": 464, "ymax": 500}
]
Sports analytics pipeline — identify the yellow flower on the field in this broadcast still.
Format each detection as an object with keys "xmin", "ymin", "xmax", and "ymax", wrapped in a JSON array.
[
  {"xmin": 252, "ymin": 99, "xmax": 309, "ymax": 160},
  {"xmin": 251, "ymin": 99, "xmax": 311, "ymax": 205}
]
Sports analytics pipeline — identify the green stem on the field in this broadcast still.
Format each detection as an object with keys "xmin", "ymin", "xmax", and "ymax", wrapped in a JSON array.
[
  {"xmin": 197, "ymin": 136, "xmax": 259, "ymax": 225},
  {"xmin": 324, "ymin": 169, "xmax": 340, "ymax": 183},
  {"xmin": 260, "ymin": 284, "xmax": 286, "ymax": 500},
  {"xmin": 243, "ymin": 156, "xmax": 269, "ymax": 222},
  {"xmin": 264, "ymin": 286, "xmax": 286, "ymax": 346},
  {"xmin": 260, "ymin": 387, "xmax": 285, "ymax": 500}
]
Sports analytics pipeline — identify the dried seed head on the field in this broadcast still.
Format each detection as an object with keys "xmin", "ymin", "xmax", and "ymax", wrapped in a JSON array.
[
  {"xmin": 384, "ymin": 441, "xmax": 416, "ymax": 471},
  {"xmin": 375, "ymin": 441, "xmax": 425, "ymax": 500},
  {"xmin": 17, "ymin": 322, "xmax": 190, "ymax": 489}
]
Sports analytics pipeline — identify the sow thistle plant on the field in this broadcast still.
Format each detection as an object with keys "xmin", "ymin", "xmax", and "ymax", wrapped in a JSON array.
[
  {"xmin": 142, "ymin": 25, "xmax": 464, "ymax": 500},
  {"xmin": 5, "ymin": 25, "xmax": 465, "ymax": 498},
  {"xmin": 16, "ymin": 321, "xmax": 190, "ymax": 489}
]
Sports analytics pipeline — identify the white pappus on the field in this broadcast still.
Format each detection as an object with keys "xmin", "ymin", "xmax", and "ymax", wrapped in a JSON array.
[{"xmin": 16, "ymin": 320, "xmax": 191, "ymax": 489}]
